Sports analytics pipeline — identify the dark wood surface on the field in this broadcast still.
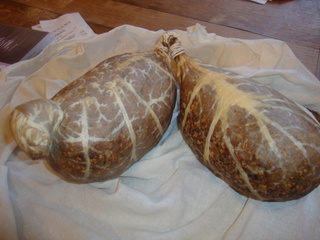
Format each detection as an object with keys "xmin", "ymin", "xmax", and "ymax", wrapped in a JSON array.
[
  {"xmin": 0, "ymin": 24, "xmax": 53, "ymax": 63},
  {"xmin": 0, "ymin": 0, "xmax": 319, "ymax": 79}
]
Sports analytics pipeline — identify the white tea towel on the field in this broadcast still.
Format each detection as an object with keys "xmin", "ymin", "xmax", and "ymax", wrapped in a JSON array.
[{"xmin": 0, "ymin": 24, "xmax": 319, "ymax": 240}]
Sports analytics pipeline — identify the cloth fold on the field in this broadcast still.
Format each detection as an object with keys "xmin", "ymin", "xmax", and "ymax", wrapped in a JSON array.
[{"xmin": 0, "ymin": 24, "xmax": 319, "ymax": 240}]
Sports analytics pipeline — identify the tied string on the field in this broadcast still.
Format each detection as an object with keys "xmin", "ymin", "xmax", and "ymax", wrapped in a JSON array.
[
  {"xmin": 154, "ymin": 32, "xmax": 185, "ymax": 65},
  {"xmin": 170, "ymin": 41, "xmax": 185, "ymax": 59}
]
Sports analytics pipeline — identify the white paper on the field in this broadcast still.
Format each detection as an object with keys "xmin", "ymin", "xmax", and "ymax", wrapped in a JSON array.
[
  {"xmin": 250, "ymin": 0, "xmax": 268, "ymax": 4},
  {"xmin": 0, "ymin": 24, "xmax": 319, "ymax": 240},
  {"xmin": 32, "ymin": 13, "xmax": 95, "ymax": 42}
]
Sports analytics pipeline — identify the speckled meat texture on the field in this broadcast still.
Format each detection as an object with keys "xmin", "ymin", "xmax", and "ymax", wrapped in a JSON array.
[
  {"xmin": 155, "ymin": 33, "xmax": 320, "ymax": 202},
  {"xmin": 10, "ymin": 51, "xmax": 176, "ymax": 183}
]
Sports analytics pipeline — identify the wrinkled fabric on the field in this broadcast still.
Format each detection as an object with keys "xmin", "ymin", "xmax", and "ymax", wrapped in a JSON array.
[{"xmin": 0, "ymin": 24, "xmax": 319, "ymax": 240}]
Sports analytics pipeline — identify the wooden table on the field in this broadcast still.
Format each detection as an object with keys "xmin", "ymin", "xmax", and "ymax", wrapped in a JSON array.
[{"xmin": 1, "ymin": 0, "xmax": 319, "ymax": 79}]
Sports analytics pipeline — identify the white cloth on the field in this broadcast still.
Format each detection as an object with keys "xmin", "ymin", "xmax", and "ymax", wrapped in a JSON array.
[{"xmin": 0, "ymin": 24, "xmax": 319, "ymax": 240}]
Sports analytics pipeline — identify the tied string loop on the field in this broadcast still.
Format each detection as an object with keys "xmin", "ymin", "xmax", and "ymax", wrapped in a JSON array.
[{"xmin": 170, "ymin": 42, "xmax": 185, "ymax": 59}]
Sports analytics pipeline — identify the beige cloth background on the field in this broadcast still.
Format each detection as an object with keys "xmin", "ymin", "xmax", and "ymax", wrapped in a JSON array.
[{"xmin": 0, "ymin": 24, "xmax": 319, "ymax": 240}]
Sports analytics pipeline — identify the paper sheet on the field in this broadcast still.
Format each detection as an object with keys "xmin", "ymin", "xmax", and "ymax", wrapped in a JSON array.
[
  {"xmin": 0, "ymin": 24, "xmax": 319, "ymax": 240},
  {"xmin": 250, "ymin": 0, "xmax": 268, "ymax": 4},
  {"xmin": 32, "ymin": 13, "xmax": 95, "ymax": 42}
]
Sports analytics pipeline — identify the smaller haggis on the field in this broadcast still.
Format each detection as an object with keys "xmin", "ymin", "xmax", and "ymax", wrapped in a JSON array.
[{"xmin": 10, "ymin": 49, "xmax": 176, "ymax": 183}]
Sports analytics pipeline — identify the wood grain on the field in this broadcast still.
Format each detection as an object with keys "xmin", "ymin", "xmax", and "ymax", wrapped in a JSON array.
[
  {"xmin": 115, "ymin": 0, "xmax": 320, "ymax": 48},
  {"xmin": 0, "ymin": 0, "xmax": 58, "ymax": 28},
  {"xmin": 0, "ymin": 0, "xmax": 112, "ymax": 35},
  {"xmin": 1, "ymin": 0, "xmax": 319, "ymax": 78}
]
